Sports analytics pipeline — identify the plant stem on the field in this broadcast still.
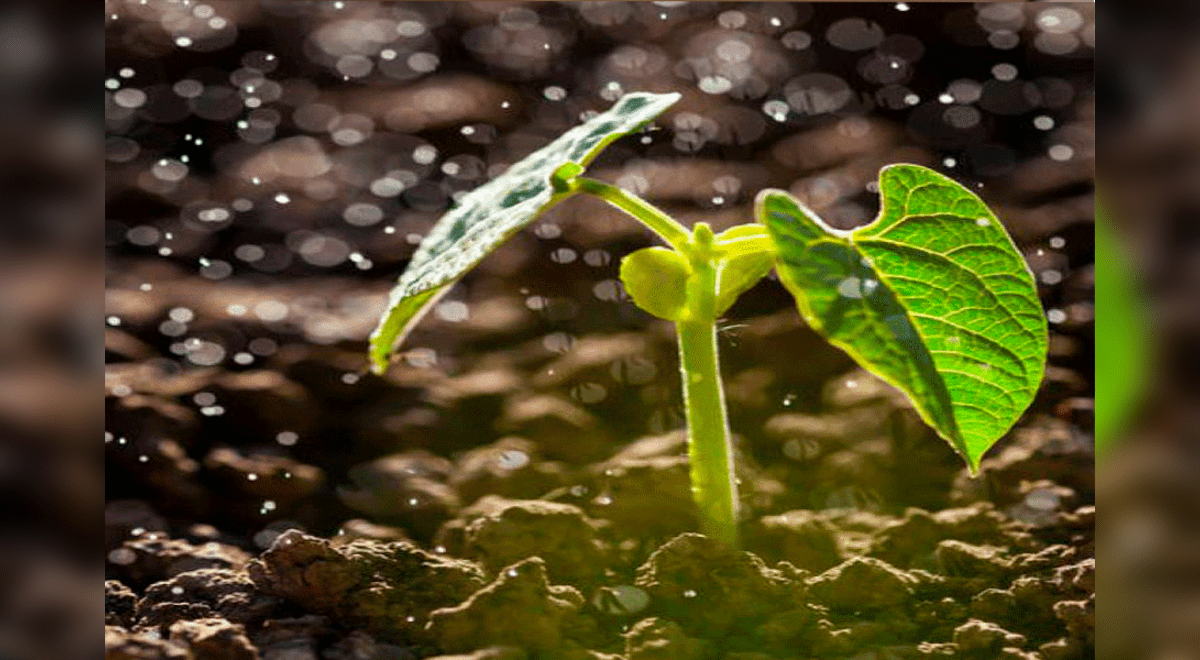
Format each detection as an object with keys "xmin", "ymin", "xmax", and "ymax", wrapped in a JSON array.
[
  {"xmin": 573, "ymin": 177, "xmax": 691, "ymax": 251},
  {"xmin": 677, "ymin": 252, "xmax": 740, "ymax": 548},
  {"xmin": 566, "ymin": 170, "xmax": 741, "ymax": 547}
]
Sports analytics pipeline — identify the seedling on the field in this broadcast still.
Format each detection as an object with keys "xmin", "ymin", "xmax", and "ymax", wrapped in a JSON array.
[{"xmin": 369, "ymin": 93, "xmax": 1047, "ymax": 548}]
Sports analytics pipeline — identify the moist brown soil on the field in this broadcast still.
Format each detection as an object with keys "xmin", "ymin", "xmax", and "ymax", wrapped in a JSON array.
[{"xmin": 105, "ymin": 265, "xmax": 1093, "ymax": 660}]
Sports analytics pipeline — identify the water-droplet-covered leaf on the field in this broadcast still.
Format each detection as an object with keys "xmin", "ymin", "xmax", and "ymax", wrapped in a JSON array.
[
  {"xmin": 620, "ymin": 246, "xmax": 691, "ymax": 321},
  {"xmin": 760, "ymin": 164, "xmax": 1047, "ymax": 471},
  {"xmin": 369, "ymin": 92, "xmax": 681, "ymax": 373}
]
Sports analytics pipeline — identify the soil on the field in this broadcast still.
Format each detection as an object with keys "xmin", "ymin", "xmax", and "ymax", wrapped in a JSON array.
[
  {"xmin": 104, "ymin": 4, "xmax": 1095, "ymax": 659},
  {"xmin": 104, "ymin": 267, "xmax": 1094, "ymax": 659}
]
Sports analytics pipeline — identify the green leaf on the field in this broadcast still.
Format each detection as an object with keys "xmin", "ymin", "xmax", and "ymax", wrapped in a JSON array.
[
  {"xmin": 619, "ymin": 246, "xmax": 692, "ymax": 321},
  {"xmin": 368, "ymin": 92, "xmax": 681, "ymax": 373},
  {"xmin": 759, "ymin": 164, "xmax": 1047, "ymax": 472},
  {"xmin": 713, "ymin": 225, "xmax": 774, "ymax": 315}
]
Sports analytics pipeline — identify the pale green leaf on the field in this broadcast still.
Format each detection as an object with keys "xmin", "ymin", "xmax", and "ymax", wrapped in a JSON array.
[
  {"xmin": 759, "ymin": 164, "xmax": 1047, "ymax": 471},
  {"xmin": 712, "ymin": 224, "xmax": 775, "ymax": 315},
  {"xmin": 369, "ymin": 92, "xmax": 681, "ymax": 373},
  {"xmin": 715, "ymin": 250, "xmax": 774, "ymax": 316},
  {"xmin": 619, "ymin": 246, "xmax": 691, "ymax": 321}
]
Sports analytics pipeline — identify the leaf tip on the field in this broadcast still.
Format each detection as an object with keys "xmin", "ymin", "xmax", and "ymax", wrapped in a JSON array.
[{"xmin": 965, "ymin": 457, "xmax": 982, "ymax": 477}]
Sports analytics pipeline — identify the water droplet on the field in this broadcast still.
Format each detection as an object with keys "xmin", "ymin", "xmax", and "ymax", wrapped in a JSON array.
[
  {"xmin": 781, "ymin": 31, "xmax": 812, "ymax": 50},
  {"xmin": 698, "ymin": 76, "xmax": 732, "ymax": 95},
  {"xmin": 435, "ymin": 300, "xmax": 469, "ymax": 323},
  {"xmin": 534, "ymin": 223, "xmax": 562, "ymax": 239},
  {"xmin": 583, "ymin": 249, "xmax": 611, "ymax": 267},
  {"xmin": 837, "ymin": 276, "xmax": 867, "ymax": 298},
  {"xmin": 610, "ymin": 357, "xmax": 657, "ymax": 385},
  {"xmin": 682, "ymin": 589, "xmax": 697, "ymax": 598},
  {"xmin": 108, "ymin": 548, "xmax": 136, "ymax": 565},
  {"xmin": 1049, "ymin": 236, "xmax": 1066, "ymax": 249},
  {"xmin": 412, "ymin": 145, "xmax": 438, "ymax": 164},
  {"xmin": 594, "ymin": 585, "xmax": 651, "ymax": 615},
  {"xmin": 405, "ymin": 347, "xmax": 437, "ymax": 368},
  {"xmin": 976, "ymin": 217, "xmax": 990, "ymax": 227},
  {"xmin": 1048, "ymin": 144, "xmax": 1074, "ymax": 162},
  {"xmin": 991, "ymin": 63, "xmax": 1018, "ymax": 81},
  {"xmin": 594, "ymin": 494, "xmax": 613, "ymax": 506},
  {"xmin": 507, "ymin": 568, "xmax": 519, "ymax": 577},
  {"xmin": 1024, "ymin": 489, "xmax": 1060, "ymax": 511},
  {"xmin": 782, "ymin": 393, "xmax": 797, "ymax": 407},
  {"xmin": 571, "ymin": 382, "xmax": 608, "ymax": 404},
  {"xmin": 497, "ymin": 450, "xmax": 529, "ymax": 470},
  {"xmin": 543, "ymin": 86, "xmax": 567, "ymax": 101},
  {"xmin": 551, "ymin": 247, "xmax": 578, "ymax": 264},
  {"xmin": 783, "ymin": 437, "xmax": 821, "ymax": 461}
]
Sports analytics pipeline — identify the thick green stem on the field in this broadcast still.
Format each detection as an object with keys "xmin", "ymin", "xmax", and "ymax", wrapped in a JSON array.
[
  {"xmin": 563, "ymin": 166, "xmax": 742, "ymax": 547},
  {"xmin": 677, "ymin": 236, "xmax": 739, "ymax": 547}
]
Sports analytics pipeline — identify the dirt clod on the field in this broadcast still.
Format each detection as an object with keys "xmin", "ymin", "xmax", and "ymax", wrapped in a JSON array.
[
  {"xmin": 428, "ymin": 557, "xmax": 586, "ymax": 654},
  {"xmin": 806, "ymin": 556, "xmax": 917, "ymax": 610},
  {"xmin": 247, "ymin": 530, "xmax": 484, "ymax": 643}
]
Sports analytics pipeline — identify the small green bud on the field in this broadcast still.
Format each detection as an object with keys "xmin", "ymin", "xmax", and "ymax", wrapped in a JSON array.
[{"xmin": 619, "ymin": 246, "xmax": 692, "ymax": 321}]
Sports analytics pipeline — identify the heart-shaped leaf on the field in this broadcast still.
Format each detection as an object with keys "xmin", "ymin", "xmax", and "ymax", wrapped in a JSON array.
[
  {"xmin": 760, "ymin": 164, "xmax": 1047, "ymax": 471},
  {"xmin": 369, "ymin": 92, "xmax": 681, "ymax": 373}
]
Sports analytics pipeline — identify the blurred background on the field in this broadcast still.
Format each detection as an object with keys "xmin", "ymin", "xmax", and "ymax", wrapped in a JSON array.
[
  {"xmin": 11, "ymin": 0, "xmax": 1189, "ymax": 658},
  {"xmin": 1098, "ymin": 1, "xmax": 1200, "ymax": 658}
]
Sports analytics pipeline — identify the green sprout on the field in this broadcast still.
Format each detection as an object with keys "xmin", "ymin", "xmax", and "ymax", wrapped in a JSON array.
[{"xmin": 369, "ymin": 93, "xmax": 1048, "ymax": 548}]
